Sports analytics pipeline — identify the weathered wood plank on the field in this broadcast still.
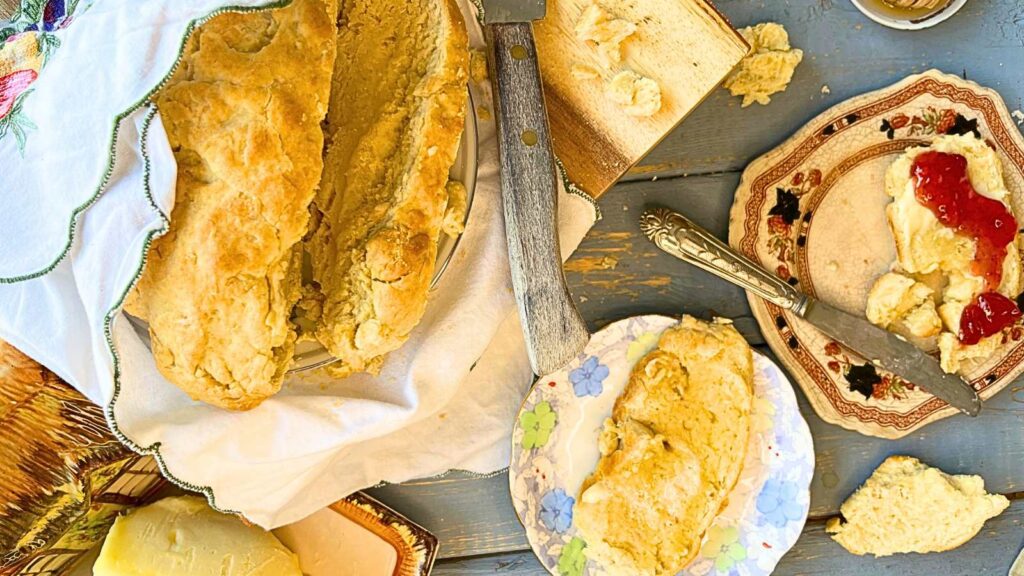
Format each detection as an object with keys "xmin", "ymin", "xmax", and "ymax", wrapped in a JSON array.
[
  {"xmin": 432, "ymin": 499, "xmax": 1024, "ymax": 576},
  {"xmin": 565, "ymin": 174, "xmax": 762, "ymax": 344},
  {"xmin": 626, "ymin": 0, "xmax": 1024, "ymax": 179},
  {"xmin": 366, "ymin": 471, "xmax": 527, "ymax": 559}
]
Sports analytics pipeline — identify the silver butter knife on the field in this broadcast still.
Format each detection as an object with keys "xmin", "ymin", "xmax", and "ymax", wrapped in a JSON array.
[
  {"xmin": 640, "ymin": 207, "xmax": 981, "ymax": 416},
  {"xmin": 482, "ymin": 0, "xmax": 590, "ymax": 374}
]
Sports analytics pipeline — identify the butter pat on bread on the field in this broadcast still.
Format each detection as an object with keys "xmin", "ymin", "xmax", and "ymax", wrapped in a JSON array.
[{"xmin": 605, "ymin": 70, "xmax": 662, "ymax": 117}]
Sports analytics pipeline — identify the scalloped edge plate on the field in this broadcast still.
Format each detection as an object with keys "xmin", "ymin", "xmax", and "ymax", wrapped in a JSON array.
[{"xmin": 509, "ymin": 315, "xmax": 815, "ymax": 576}]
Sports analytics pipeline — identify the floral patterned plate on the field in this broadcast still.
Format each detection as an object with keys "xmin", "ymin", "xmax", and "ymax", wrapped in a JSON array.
[
  {"xmin": 509, "ymin": 315, "xmax": 815, "ymax": 576},
  {"xmin": 729, "ymin": 69, "xmax": 1024, "ymax": 438}
]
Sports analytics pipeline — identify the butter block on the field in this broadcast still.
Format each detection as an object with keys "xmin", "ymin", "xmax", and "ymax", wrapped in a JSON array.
[{"xmin": 92, "ymin": 496, "xmax": 302, "ymax": 576}]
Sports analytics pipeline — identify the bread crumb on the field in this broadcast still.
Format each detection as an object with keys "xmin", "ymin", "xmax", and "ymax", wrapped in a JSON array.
[
  {"xmin": 571, "ymin": 62, "xmax": 602, "ymax": 81},
  {"xmin": 476, "ymin": 105, "xmax": 491, "ymax": 122},
  {"xmin": 821, "ymin": 84, "xmax": 831, "ymax": 94},
  {"xmin": 575, "ymin": 4, "xmax": 637, "ymax": 66},
  {"xmin": 723, "ymin": 22, "xmax": 803, "ymax": 107},
  {"xmin": 606, "ymin": 70, "xmax": 662, "ymax": 117},
  {"xmin": 1012, "ymin": 109, "xmax": 1024, "ymax": 125},
  {"xmin": 469, "ymin": 49, "xmax": 488, "ymax": 84},
  {"xmin": 441, "ymin": 181, "xmax": 467, "ymax": 237}
]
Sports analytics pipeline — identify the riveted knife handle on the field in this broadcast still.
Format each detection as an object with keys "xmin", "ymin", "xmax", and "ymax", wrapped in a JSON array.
[
  {"xmin": 486, "ymin": 22, "xmax": 590, "ymax": 375},
  {"xmin": 640, "ymin": 207, "xmax": 809, "ymax": 314}
]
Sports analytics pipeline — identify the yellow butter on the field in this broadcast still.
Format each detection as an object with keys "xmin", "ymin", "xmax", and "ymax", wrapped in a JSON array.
[
  {"xmin": 93, "ymin": 496, "xmax": 301, "ymax": 576},
  {"xmin": 723, "ymin": 22, "xmax": 803, "ymax": 107}
]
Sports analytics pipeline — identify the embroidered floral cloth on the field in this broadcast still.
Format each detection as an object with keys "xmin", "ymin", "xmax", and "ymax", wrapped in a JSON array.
[{"xmin": 0, "ymin": 0, "xmax": 598, "ymax": 527}]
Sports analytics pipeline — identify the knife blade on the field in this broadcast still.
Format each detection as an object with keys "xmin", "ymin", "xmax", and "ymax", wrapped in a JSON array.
[
  {"xmin": 639, "ymin": 206, "xmax": 981, "ymax": 416},
  {"xmin": 801, "ymin": 300, "xmax": 981, "ymax": 415},
  {"xmin": 481, "ymin": 0, "xmax": 546, "ymax": 23},
  {"xmin": 481, "ymin": 0, "xmax": 591, "ymax": 374}
]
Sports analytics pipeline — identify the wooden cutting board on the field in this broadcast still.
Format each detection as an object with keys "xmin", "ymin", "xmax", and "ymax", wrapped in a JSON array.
[{"xmin": 534, "ymin": 0, "xmax": 748, "ymax": 197}]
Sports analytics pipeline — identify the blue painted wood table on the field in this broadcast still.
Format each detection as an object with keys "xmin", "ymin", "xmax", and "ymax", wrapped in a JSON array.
[{"xmin": 369, "ymin": 1, "xmax": 1024, "ymax": 574}]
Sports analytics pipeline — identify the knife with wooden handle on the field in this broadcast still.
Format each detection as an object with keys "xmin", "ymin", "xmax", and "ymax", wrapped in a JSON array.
[
  {"xmin": 482, "ymin": 0, "xmax": 590, "ymax": 375},
  {"xmin": 640, "ymin": 206, "xmax": 982, "ymax": 416}
]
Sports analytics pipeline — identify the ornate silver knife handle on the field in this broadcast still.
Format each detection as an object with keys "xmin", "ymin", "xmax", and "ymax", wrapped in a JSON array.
[{"xmin": 639, "ymin": 207, "xmax": 809, "ymax": 314}]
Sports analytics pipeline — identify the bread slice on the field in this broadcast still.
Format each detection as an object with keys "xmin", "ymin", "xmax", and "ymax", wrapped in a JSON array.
[
  {"xmin": 127, "ymin": 0, "xmax": 338, "ymax": 410},
  {"xmin": 305, "ymin": 0, "xmax": 469, "ymax": 376},
  {"xmin": 574, "ymin": 316, "xmax": 754, "ymax": 576},
  {"xmin": 826, "ymin": 455, "xmax": 1008, "ymax": 556}
]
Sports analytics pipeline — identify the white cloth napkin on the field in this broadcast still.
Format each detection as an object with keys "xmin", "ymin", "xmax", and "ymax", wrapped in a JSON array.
[{"xmin": 0, "ymin": 0, "xmax": 598, "ymax": 528}]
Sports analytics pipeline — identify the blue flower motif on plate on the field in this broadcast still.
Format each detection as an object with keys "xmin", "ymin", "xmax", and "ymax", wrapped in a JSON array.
[
  {"xmin": 756, "ymin": 478, "xmax": 803, "ymax": 528},
  {"xmin": 539, "ymin": 488, "xmax": 574, "ymax": 533},
  {"xmin": 570, "ymin": 356, "xmax": 608, "ymax": 397}
]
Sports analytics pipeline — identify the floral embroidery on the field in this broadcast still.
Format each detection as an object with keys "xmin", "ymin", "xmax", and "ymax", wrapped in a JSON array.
[
  {"xmin": 539, "ymin": 488, "xmax": 574, "ymax": 534},
  {"xmin": 824, "ymin": 340, "xmax": 916, "ymax": 400},
  {"xmin": 625, "ymin": 331, "xmax": 659, "ymax": 362},
  {"xmin": 701, "ymin": 525, "xmax": 747, "ymax": 573},
  {"xmin": 0, "ymin": 68, "xmax": 36, "ymax": 151},
  {"xmin": 556, "ymin": 537, "xmax": 586, "ymax": 576},
  {"xmin": 756, "ymin": 479, "xmax": 803, "ymax": 528},
  {"xmin": 880, "ymin": 107, "xmax": 980, "ymax": 140},
  {"xmin": 0, "ymin": 0, "xmax": 89, "ymax": 151},
  {"xmin": 519, "ymin": 401, "xmax": 557, "ymax": 450},
  {"xmin": 569, "ymin": 355, "xmax": 608, "ymax": 397},
  {"xmin": 1, "ymin": 0, "xmax": 80, "ymax": 38}
]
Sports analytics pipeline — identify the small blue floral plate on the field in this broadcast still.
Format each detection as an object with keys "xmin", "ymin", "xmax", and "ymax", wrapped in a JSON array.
[{"xmin": 509, "ymin": 315, "xmax": 815, "ymax": 576}]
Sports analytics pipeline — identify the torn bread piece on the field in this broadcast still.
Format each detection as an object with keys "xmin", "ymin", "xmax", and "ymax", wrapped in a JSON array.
[
  {"xmin": 306, "ymin": 0, "xmax": 469, "ymax": 377},
  {"xmin": 127, "ymin": 0, "xmax": 337, "ymax": 410},
  {"xmin": 826, "ymin": 456, "xmax": 1008, "ymax": 556},
  {"xmin": 723, "ymin": 22, "xmax": 803, "ymax": 107},
  {"xmin": 866, "ymin": 272, "xmax": 942, "ymax": 339}
]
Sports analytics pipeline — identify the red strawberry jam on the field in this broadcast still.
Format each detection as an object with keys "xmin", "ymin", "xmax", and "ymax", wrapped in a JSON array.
[
  {"xmin": 911, "ymin": 150, "xmax": 1021, "ymax": 344},
  {"xmin": 958, "ymin": 292, "xmax": 1022, "ymax": 345}
]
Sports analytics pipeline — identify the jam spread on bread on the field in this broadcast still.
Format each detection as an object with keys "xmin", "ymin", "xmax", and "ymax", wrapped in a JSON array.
[{"xmin": 912, "ymin": 150, "xmax": 1021, "ymax": 344}]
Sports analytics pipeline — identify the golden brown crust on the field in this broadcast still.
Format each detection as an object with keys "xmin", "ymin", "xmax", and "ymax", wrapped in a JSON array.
[
  {"xmin": 307, "ymin": 0, "xmax": 469, "ymax": 375},
  {"xmin": 574, "ymin": 317, "xmax": 754, "ymax": 575},
  {"xmin": 127, "ymin": 0, "xmax": 338, "ymax": 410}
]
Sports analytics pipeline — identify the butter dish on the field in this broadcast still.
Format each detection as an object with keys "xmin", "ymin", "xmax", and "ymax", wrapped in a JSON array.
[{"xmin": 71, "ymin": 491, "xmax": 437, "ymax": 576}]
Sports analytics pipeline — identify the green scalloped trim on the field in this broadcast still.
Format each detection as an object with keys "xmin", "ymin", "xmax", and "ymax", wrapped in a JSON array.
[
  {"xmin": 94, "ymin": 1, "xmax": 295, "ymax": 519},
  {"xmin": 101, "ymin": 102, "xmax": 243, "ymax": 517},
  {"xmin": 0, "ymin": 0, "xmax": 290, "ymax": 285},
  {"xmin": 555, "ymin": 157, "xmax": 602, "ymax": 222}
]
